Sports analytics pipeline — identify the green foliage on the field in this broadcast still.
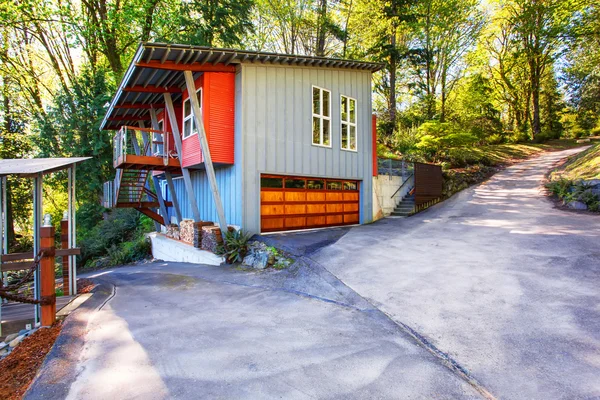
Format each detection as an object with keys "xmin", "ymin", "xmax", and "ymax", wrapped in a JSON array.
[
  {"xmin": 174, "ymin": 0, "xmax": 255, "ymax": 46},
  {"xmin": 546, "ymin": 178, "xmax": 573, "ymax": 198},
  {"xmin": 35, "ymin": 67, "xmax": 114, "ymax": 207},
  {"xmin": 80, "ymin": 209, "xmax": 153, "ymax": 267},
  {"xmin": 216, "ymin": 229, "xmax": 253, "ymax": 264},
  {"xmin": 547, "ymin": 179, "xmax": 600, "ymax": 212}
]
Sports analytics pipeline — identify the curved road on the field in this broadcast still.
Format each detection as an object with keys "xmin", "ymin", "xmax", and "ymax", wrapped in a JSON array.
[{"xmin": 314, "ymin": 147, "xmax": 600, "ymax": 399}]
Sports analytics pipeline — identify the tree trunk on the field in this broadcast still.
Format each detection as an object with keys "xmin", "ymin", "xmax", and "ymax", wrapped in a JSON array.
[
  {"xmin": 440, "ymin": 65, "xmax": 447, "ymax": 122},
  {"xmin": 531, "ymin": 67, "xmax": 541, "ymax": 139},
  {"xmin": 388, "ymin": 27, "xmax": 397, "ymax": 136},
  {"xmin": 316, "ymin": 0, "xmax": 327, "ymax": 56}
]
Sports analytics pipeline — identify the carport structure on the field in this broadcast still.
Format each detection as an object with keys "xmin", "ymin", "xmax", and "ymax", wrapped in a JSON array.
[{"xmin": 0, "ymin": 157, "xmax": 89, "ymax": 332}]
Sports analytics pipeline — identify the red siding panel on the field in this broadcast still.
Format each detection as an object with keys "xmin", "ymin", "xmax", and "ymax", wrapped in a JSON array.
[
  {"xmin": 201, "ymin": 72, "xmax": 235, "ymax": 165},
  {"xmin": 179, "ymin": 72, "xmax": 235, "ymax": 168},
  {"xmin": 181, "ymin": 75, "xmax": 204, "ymax": 168}
]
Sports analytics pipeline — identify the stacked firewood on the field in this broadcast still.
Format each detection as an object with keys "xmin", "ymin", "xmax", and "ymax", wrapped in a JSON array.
[
  {"xmin": 166, "ymin": 224, "xmax": 180, "ymax": 240},
  {"xmin": 179, "ymin": 220, "xmax": 195, "ymax": 244},
  {"xmin": 201, "ymin": 226, "xmax": 223, "ymax": 253},
  {"xmin": 193, "ymin": 221, "xmax": 214, "ymax": 248}
]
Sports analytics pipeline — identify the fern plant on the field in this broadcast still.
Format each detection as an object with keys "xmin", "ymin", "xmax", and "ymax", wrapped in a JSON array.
[{"xmin": 217, "ymin": 229, "xmax": 252, "ymax": 264}]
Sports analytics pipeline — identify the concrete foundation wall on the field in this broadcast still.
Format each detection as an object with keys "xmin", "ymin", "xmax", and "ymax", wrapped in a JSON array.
[
  {"xmin": 372, "ymin": 174, "xmax": 412, "ymax": 219},
  {"xmin": 148, "ymin": 232, "xmax": 223, "ymax": 266}
]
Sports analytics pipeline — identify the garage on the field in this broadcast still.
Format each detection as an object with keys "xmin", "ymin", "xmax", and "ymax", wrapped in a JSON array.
[{"xmin": 260, "ymin": 174, "xmax": 360, "ymax": 233}]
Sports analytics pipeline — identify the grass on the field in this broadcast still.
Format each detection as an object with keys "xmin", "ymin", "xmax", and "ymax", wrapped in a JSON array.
[{"xmin": 550, "ymin": 143, "xmax": 600, "ymax": 181}]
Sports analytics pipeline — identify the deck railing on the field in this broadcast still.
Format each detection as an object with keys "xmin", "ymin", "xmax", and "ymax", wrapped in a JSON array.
[{"xmin": 113, "ymin": 126, "xmax": 176, "ymax": 168}]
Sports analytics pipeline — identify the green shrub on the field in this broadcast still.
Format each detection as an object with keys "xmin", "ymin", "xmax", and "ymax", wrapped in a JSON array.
[
  {"xmin": 216, "ymin": 229, "xmax": 252, "ymax": 264},
  {"xmin": 486, "ymin": 134, "xmax": 505, "ymax": 145},
  {"xmin": 546, "ymin": 179, "xmax": 600, "ymax": 211},
  {"xmin": 80, "ymin": 208, "xmax": 153, "ymax": 268},
  {"xmin": 546, "ymin": 178, "xmax": 573, "ymax": 199}
]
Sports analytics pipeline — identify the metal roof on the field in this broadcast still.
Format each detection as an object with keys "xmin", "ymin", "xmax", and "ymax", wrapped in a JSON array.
[
  {"xmin": 0, "ymin": 157, "xmax": 91, "ymax": 177},
  {"xmin": 100, "ymin": 42, "xmax": 384, "ymax": 131}
]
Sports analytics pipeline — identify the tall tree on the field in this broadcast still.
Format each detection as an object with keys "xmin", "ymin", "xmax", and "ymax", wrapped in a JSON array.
[
  {"xmin": 507, "ymin": 0, "xmax": 573, "ymax": 139},
  {"xmin": 406, "ymin": 0, "xmax": 484, "ymax": 121}
]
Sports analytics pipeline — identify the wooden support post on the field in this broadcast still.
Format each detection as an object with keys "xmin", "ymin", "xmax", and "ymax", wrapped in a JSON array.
[
  {"xmin": 163, "ymin": 92, "xmax": 202, "ymax": 222},
  {"xmin": 33, "ymin": 173, "xmax": 43, "ymax": 324},
  {"xmin": 183, "ymin": 70, "xmax": 228, "ymax": 233},
  {"xmin": 61, "ymin": 212, "xmax": 70, "ymax": 296},
  {"xmin": 165, "ymin": 172, "xmax": 182, "ymax": 224},
  {"xmin": 40, "ymin": 215, "xmax": 56, "ymax": 327},
  {"xmin": 150, "ymin": 109, "xmax": 171, "ymax": 225},
  {"xmin": 67, "ymin": 166, "xmax": 77, "ymax": 296},
  {"xmin": 152, "ymin": 176, "xmax": 169, "ymax": 225}
]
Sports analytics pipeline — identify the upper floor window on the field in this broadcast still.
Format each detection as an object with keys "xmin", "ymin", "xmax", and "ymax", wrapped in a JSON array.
[
  {"xmin": 183, "ymin": 88, "xmax": 202, "ymax": 139},
  {"xmin": 312, "ymin": 86, "xmax": 331, "ymax": 147},
  {"xmin": 341, "ymin": 95, "xmax": 357, "ymax": 151}
]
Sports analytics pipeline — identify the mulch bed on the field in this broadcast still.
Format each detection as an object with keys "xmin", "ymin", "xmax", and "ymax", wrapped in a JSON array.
[
  {"xmin": 0, "ymin": 321, "xmax": 63, "ymax": 400},
  {"xmin": 77, "ymin": 278, "xmax": 95, "ymax": 294}
]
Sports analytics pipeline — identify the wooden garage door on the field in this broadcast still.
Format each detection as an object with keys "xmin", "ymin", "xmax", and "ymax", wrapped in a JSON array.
[{"xmin": 260, "ymin": 175, "xmax": 360, "ymax": 233}]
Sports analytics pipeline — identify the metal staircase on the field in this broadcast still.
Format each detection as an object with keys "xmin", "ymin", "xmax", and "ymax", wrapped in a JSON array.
[{"xmin": 103, "ymin": 126, "xmax": 178, "ymax": 226}]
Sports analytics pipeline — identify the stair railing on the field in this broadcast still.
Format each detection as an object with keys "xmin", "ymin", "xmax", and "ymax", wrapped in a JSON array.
[{"xmin": 391, "ymin": 172, "xmax": 414, "ymax": 199}]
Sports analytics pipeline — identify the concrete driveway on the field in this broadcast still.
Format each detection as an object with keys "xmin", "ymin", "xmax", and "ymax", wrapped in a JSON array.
[
  {"xmin": 28, "ymin": 261, "xmax": 481, "ymax": 399},
  {"xmin": 314, "ymin": 147, "xmax": 600, "ymax": 399}
]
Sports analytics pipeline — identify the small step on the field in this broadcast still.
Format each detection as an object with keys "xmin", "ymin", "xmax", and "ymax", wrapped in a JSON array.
[{"xmin": 391, "ymin": 211, "xmax": 412, "ymax": 216}]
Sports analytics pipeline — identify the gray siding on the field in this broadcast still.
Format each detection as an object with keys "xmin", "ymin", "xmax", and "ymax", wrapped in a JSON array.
[{"xmin": 239, "ymin": 64, "xmax": 374, "ymax": 233}]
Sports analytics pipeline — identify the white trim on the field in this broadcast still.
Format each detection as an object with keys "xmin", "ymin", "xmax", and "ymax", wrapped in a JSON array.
[
  {"xmin": 182, "ymin": 87, "xmax": 202, "ymax": 139},
  {"xmin": 340, "ymin": 94, "xmax": 357, "ymax": 152},
  {"xmin": 311, "ymin": 85, "xmax": 332, "ymax": 148}
]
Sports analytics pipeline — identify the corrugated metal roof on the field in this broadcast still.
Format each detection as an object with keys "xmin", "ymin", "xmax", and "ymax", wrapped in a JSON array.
[
  {"xmin": 0, "ymin": 157, "xmax": 91, "ymax": 177},
  {"xmin": 100, "ymin": 42, "xmax": 384, "ymax": 131}
]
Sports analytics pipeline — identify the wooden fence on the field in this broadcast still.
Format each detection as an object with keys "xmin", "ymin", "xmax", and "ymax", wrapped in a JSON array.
[{"xmin": 414, "ymin": 162, "xmax": 443, "ymax": 210}]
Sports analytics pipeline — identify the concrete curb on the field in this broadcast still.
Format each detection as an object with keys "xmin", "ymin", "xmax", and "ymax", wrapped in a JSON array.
[{"xmin": 24, "ymin": 283, "xmax": 114, "ymax": 400}]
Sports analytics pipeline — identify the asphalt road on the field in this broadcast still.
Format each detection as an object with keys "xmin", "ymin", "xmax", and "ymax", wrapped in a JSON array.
[
  {"xmin": 314, "ymin": 147, "xmax": 600, "ymax": 399},
  {"xmin": 36, "ymin": 261, "xmax": 480, "ymax": 400}
]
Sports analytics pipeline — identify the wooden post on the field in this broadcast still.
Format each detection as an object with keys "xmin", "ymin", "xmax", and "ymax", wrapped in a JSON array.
[
  {"xmin": 61, "ymin": 211, "xmax": 70, "ymax": 296},
  {"xmin": 163, "ymin": 92, "xmax": 202, "ymax": 222},
  {"xmin": 165, "ymin": 172, "xmax": 182, "ymax": 224},
  {"xmin": 40, "ymin": 215, "xmax": 56, "ymax": 327},
  {"xmin": 183, "ymin": 70, "xmax": 228, "ymax": 233}
]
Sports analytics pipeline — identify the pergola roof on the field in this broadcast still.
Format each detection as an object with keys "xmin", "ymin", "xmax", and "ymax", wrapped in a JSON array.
[
  {"xmin": 100, "ymin": 42, "xmax": 384, "ymax": 131},
  {"xmin": 0, "ymin": 157, "xmax": 91, "ymax": 177}
]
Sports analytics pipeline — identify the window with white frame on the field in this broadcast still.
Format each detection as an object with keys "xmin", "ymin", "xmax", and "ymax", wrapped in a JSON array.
[
  {"xmin": 182, "ymin": 88, "xmax": 202, "ymax": 139},
  {"xmin": 312, "ymin": 86, "xmax": 331, "ymax": 146},
  {"xmin": 340, "ymin": 95, "xmax": 357, "ymax": 151}
]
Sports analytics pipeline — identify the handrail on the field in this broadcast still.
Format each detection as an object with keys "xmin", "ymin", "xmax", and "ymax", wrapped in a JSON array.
[
  {"xmin": 113, "ymin": 126, "xmax": 178, "ymax": 168},
  {"xmin": 391, "ymin": 173, "xmax": 414, "ymax": 199}
]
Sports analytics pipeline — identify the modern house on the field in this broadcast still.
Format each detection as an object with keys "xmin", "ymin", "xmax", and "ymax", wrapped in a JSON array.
[{"xmin": 102, "ymin": 43, "xmax": 383, "ymax": 234}]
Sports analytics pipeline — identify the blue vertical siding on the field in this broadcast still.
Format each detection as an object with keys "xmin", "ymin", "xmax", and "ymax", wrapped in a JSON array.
[{"xmin": 168, "ymin": 165, "xmax": 242, "ymax": 227}]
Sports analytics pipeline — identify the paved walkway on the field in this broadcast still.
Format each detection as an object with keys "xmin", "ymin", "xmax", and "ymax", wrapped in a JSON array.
[
  {"xmin": 31, "ymin": 262, "xmax": 480, "ymax": 399},
  {"xmin": 314, "ymin": 147, "xmax": 600, "ymax": 399}
]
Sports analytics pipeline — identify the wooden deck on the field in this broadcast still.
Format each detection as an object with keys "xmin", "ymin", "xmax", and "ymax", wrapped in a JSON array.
[{"xmin": 114, "ymin": 154, "xmax": 182, "ymax": 173}]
